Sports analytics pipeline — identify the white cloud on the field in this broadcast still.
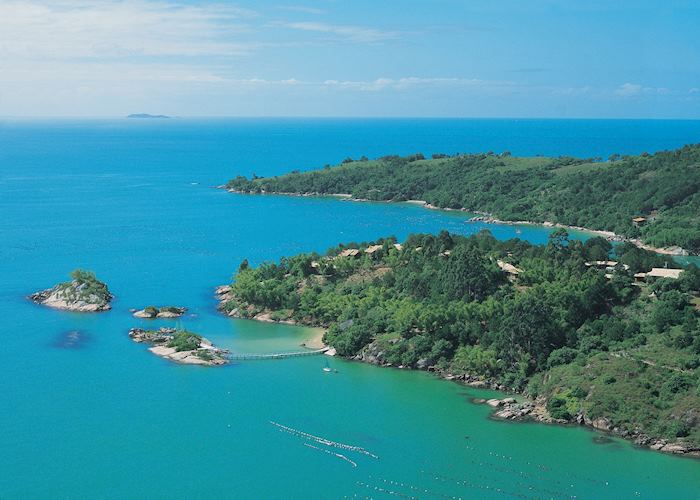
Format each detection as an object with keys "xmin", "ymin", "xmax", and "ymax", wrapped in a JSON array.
[
  {"xmin": 0, "ymin": 0, "xmax": 257, "ymax": 60},
  {"xmin": 277, "ymin": 5, "xmax": 325, "ymax": 15},
  {"xmin": 615, "ymin": 83, "xmax": 644, "ymax": 97},
  {"xmin": 320, "ymin": 77, "xmax": 514, "ymax": 92},
  {"xmin": 282, "ymin": 21, "xmax": 398, "ymax": 43}
]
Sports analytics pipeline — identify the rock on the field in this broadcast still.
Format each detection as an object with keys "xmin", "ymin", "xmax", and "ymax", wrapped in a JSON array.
[
  {"xmin": 133, "ymin": 309, "xmax": 156, "ymax": 318},
  {"xmin": 156, "ymin": 310, "xmax": 181, "ymax": 318},
  {"xmin": 502, "ymin": 397, "xmax": 516, "ymax": 404},
  {"xmin": 486, "ymin": 399, "xmax": 503, "ymax": 407},
  {"xmin": 660, "ymin": 442, "xmax": 691, "ymax": 454},
  {"xmin": 128, "ymin": 327, "xmax": 228, "ymax": 366},
  {"xmin": 133, "ymin": 306, "xmax": 186, "ymax": 319},
  {"xmin": 650, "ymin": 441, "xmax": 666, "ymax": 451},
  {"xmin": 355, "ymin": 339, "xmax": 388, "ymax": 365},
  {"xmin": 416, "ymin": 358, "xmax": 429, "ymax": 370},
  {"xmin": 466, "ymin": 380, "xmax": 487, "ymax": 388},
  {"xmin": 29, "ymin": 275, "xmax": 112, "ymax": 313},
  {"xmin": 591, "ymin": 417, "xmax": 612, "ymax": 431}
]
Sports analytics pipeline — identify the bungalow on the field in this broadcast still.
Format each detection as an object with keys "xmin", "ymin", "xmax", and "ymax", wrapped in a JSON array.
[
  {"xmin": 338, "ymin": 248, "xmax": 360, "ymax": 258},
  {"xmin": 497, "ymin": 259, "xmax": 522, "ymax": 277},
  {"xmin": 634, "ymin": 268, "xmax": 683, "ymax": 282},
  {"xmin": 645, "ymin": 268, "xmax": 683, "ymax": 279},
  {"xmin": 632, "ymin": 216, "xmax": 647, "ymax": 226},
  {"xmin": 364, "ymin": 244, "xmax": 383, "ymax": 256},
  {"xmin": 585, "ymin": 260, "xmax": 630, "ymax": 271}
]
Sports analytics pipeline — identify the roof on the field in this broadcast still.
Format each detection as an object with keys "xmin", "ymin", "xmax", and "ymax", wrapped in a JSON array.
[
  {"xmin": 393, "ymin": 243, "xmax": 403, "ymax": 251},
  {"xmin": 632, "ymin": 217, "xmax": 647, "ymax": 222},
  {"xmin": 585, "ymin": 260, "xmax": 630, "ymax": 271},
  {"xmin": 646, "ymin": 268, "xmax": 683, "ymax": 279},
  {"xmin": 338, "ymin": 249, "xmax": 360, "ymax": 257},
  {"xmin": 497, "ymin": 260, "xmax": 522, "ymax": 275},
  {"xmin": 586, "ymin": 260, "xmax": 618, "ymax": 267},
  {"xmin": 365, "ymin": 245, "xmax": 383, "ymax": 254}
]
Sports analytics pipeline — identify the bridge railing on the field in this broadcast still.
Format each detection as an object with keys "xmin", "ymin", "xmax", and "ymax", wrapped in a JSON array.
[{"xmin": 229, "ymin": 347, "xmax": 328, "ymax": 360}]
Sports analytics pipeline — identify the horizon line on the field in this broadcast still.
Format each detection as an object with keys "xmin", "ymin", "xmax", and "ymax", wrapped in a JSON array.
[{"xmin": 2, "ymin": 115, "xmax": 700, "ymax": 121}]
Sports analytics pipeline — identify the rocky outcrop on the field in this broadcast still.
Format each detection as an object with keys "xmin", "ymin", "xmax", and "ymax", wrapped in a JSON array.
[
  {"xmin": 215, "ymin": 285, "xmax": 296, "ymax": 324},
  {"xmin": 133, "ymin": 306, "xmax": 186, "ymax": 319},
  {"xmin": 29, "ymin": 275, "xmax": 112, "ymax": 312},
  {"xmin": 353, "ymin": 339, "xmax": 391, "ymax": 365},
  {"xmin": 472, "ymin": 397, "xmax": 550, "ymax": 422},
  {"xmin": 128, "ymin": 327, "xmax": 228, "ymax": 366},
  {"xmin": 471, "ymin": 396, "xmax": 700, "ymax": 457}
]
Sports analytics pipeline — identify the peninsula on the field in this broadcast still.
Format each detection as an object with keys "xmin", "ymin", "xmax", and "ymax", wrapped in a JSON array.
[
  {"xmin": 219, "ymin": 230, "xmax": 700, "ymax": 456},
  {"xmin": 225, "ymin": 144, "xmax": 700, "ymax": 255},
  {"xmin": 29, "ymin": 269, "xmax": 113, "ymax": 312},
  {"xmin": 129, "ymin": 327, "xmax": 228, "ymax": 366}
]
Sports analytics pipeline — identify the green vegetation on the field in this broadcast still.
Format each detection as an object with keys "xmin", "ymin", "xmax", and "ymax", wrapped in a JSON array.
[
  {"xmin": 223, "ymin": 230, "xmax": 700, "ymax": 445},
  {"xmin": 167, "ymin": 330, "xmax": 202, "ymax": 351},
  {"xmin": 57, "ymin": 269, "xmax": 112, "ymax": 303},
  {"xmin": 227, "ymin": 144, "xmax": 700, "ymax": 253}
]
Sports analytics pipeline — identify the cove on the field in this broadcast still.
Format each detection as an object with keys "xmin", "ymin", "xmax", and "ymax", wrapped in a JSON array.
[{"xmin": 1, "ymin": 118, "xmax": 700, "ymax": 498}]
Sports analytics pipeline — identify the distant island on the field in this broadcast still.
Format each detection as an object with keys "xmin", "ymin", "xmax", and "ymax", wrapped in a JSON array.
[
  {"xmin": 29, "ymin": 269, "xmax": 112, "ymax": 312},
  {"xmin": 219, "ymin": 230, "xmax": 700, "ymax": 456},
  {"xmin": 127, "ymin": 113, "xmax": 170, "ymax": 119},
  {"xmin": 225, "ymin": 144, "xmax": 700, "ymax": 255}
]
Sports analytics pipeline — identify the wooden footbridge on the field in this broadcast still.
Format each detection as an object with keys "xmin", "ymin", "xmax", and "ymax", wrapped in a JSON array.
[{"xmin": 229, "ymin": 347, "xmax": 329, "ymax": 361}]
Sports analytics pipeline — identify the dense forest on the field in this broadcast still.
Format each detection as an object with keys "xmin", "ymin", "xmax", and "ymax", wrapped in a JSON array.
[
  {"xmin": 226, "ymin": 144, "xmax": 700, "ymax": 253},
  {"xmin": 221, "ymin": 231, "xmax": 700, "ymax": 448}
]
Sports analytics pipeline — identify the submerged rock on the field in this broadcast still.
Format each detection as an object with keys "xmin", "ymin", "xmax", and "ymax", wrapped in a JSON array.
[{"xmin": 51, "ymin": 330, "xmax": 90, "ymax": 349}]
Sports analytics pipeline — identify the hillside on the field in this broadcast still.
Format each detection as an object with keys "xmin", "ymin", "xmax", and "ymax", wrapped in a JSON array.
[
  {"xmin": 226, "ymin": 145, "xmax": 700, "ymax": 254},
  {"xmin": 220, "ymin": 231, "xmax": 700, "ymax": 454}
]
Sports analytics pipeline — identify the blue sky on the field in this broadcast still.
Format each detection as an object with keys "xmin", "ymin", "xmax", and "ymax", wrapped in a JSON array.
[{"xmin": 1, "ymin": 0, "xmax": 699, "ymax": 117}]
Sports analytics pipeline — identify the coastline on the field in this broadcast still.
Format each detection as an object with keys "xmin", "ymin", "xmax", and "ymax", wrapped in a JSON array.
[
  {"xmin": 215, "ymin": 285, "xmax": 699, "ymax": 458},
  {"xmin": 220, "ymin": 188, "xmax": 692, "ymax": 257},
  {"xmin": 215, "ymin": 285, "xmax": 327, "ymax": 351}
]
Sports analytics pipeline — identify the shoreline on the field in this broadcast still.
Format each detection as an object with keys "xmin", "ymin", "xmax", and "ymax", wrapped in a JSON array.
[
  {"xmin": 214, "ymin": 285, "xmax": 328, "ymax": 352},
  {"xmin": 220, "ymin": 188, "xmax": 692, "ymax": 257},
  {"xmin": 215, "ymin": 285, "xmax": 699, "ymax": 458}
]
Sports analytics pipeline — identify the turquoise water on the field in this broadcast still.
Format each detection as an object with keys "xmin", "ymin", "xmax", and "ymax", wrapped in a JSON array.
[{"xmin": 1, "ymin": 119, "xmax": 699, "ymax": 499}]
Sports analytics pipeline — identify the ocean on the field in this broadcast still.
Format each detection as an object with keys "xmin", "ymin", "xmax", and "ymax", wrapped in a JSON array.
[{"xmin": 1, "ymin": 118, "xmax": 699, "ymax": 498}]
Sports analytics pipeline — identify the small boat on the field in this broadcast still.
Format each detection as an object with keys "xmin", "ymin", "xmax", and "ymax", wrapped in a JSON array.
[{"xmin": 322, "ymin": 360, "xmax": 332, "ymax": 372}]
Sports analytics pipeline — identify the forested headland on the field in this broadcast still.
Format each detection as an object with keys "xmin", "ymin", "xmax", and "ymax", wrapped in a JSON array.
[
  {"xmin": 226, "ymin": 144, "xmax": 700, "ymax": 254},
  {"xmin": 220, "ymin": 231, "xmax": 700, "ymax": 452}
]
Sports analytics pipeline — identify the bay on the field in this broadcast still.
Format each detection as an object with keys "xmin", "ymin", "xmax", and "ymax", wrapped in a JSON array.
[{"xmin": 1, "ymin": 118, "xmax": 699, "ymax": 499}]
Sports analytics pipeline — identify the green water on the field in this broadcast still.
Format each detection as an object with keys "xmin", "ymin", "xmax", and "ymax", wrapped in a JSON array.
[{"xmin": 1, "ymin": 119, "xmax": 699, "ymax": 499}]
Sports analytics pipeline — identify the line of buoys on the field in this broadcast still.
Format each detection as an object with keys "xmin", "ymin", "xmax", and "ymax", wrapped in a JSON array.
[
  {"xmin": 304, "ymin": 442, "xmax": 357, "ymax": 468},
  {"xmin": 270, "ymin": 421, "xmax": 379, "ymax": 458},
  {"xmin": 419, "ymin": 470, "xmax": 547, "ymax": 500}
]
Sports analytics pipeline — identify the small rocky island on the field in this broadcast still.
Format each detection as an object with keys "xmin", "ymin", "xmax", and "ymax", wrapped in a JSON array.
[
  {"xmin": 29, "ymin": 269, "xmax": 113, "ymax": 312},
  {"xmin": 128, "ymin": 327, "xmax": 228, "ymax": 366},
  {"xmin": 133, "ymin": 305, "xmax": 186, "ymax": 319},
  {"xmin": 126, "ymin": 113, "xmax": 170, "ymax": 119}
]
